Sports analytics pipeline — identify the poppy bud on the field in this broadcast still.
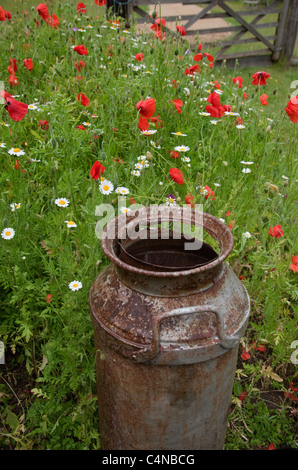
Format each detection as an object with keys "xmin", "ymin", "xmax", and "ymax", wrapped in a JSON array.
[
  {"xmin": 51, "ymin": 138, "xmax": 57, "ymax": 148},
  {"xmin": 174, "ymin": 49, "xmax": 179, "ymax": 55},
  {"xmin": 100, "ymin": 151, "xmax": 107, "ymax": 161},
  {"xmin": 151, "ymin": 10, "xmax": 157, "ymax": 19}
]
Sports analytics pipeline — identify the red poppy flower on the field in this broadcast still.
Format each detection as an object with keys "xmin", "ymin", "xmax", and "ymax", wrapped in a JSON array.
[
  {"xmin": 138, "ymin": 116, "xmax": 149, "ymax": 131},
  {"xmin": 77, "ymin": 92, "xmax": 89, "ymax": 106},
  {"xmin": 185, "ymin": 193, "xmax": 195, "ymax": 208},
  {"xmin": 150, "ymin": 17, "xmax": 166, "ymax": 32},
  {"xmin": 5, "ymin": 10, "xmax": 11, "ymax": 20},
  {"xmin": 46, "ymin": 294, "xmax": 52, "ymax": 303},
  {"xmin": 76, "ymin": 125, "xmax": 85, "ymax": 131},
  {"xmin": 251, "ymin": 71, "xmax": 270, "ymax": 86},
  {"xmin": 209, "ymin": 62, "xmax": 214, "ymax": 69},
  {"xmin": 0, "ymin": 5, "xmax": 6, "ymax": 20},
  {"xmin": 290, "ymin": 382, "xmax": 298, "ymax": 392},
  {"xmin": 203, "ymin": 185, "xmax": 215, "ymax": 200},
  {"xmin": 36, "ymin": 3, "xmax": 50, "ymax": 21},
  {"xmin": 232, "ymin": 76, "xmax": 243, "ymax": 88},
  {"xmin": 77, "ymin": 2, "xmax": 86, "ymax": 14},
  {"xmin": 176, "ymin": 25, "xmax": 186, "ymax": 36},
  {"xmin": 45, "ymin": 14, "xmax": 59, "ymax": 28},
  {"xmin": 74, "ymin": 44, "xmax": 88, "ymax": 56},
  {"xmin": 239, "ymin": 391, "xmax": 247, "ymax": 401},
  {"xmin": 39, "ymin": 119, "xmax": 49, "ymax": 130},
  {"xmin": 23, "ymin": 58, "xmax": 33, "ymax": 71},
  {"xmin": 185, "ymin": 64, "xmax": 200, "ymax": 75},
  {"xmin": 154, "ymin": 30, "xmax": 166, "ymax": 41},
  {"xmin": 241, "ymin": 349, "xmax": 251, "ymax": 360},
  {"xmin": 7, "ymin": 58, "xmax": 17, "ymax": 75},
  {"xmin": 8, "ymin": 73, "xmax": 19, "ymax": 86},
  {"xmin": 228, "ymin": 220, "xmax": 235, "ymax": 230},
  {"xmin": 268, "ymin": 443, "xmax": 275, "ymax": 450},
  {"xmin": 193, "ymin": 53, "xmax": 203, "ymax": 62},
  {"xmin": 204, "ymin": 53, "xmax": 214, "ymax": 62},
  {"xmin": 169, "ymin": 150, "xmax": 179, "ymax": 159},
  {"xmin": 90, "ymin": 161, "xmax": 105, "ymax": 180},
  {"xmin": 169, "ymin": 99, "xmax": 183, "ymax": 114},
  {"xmin": 243, "ymin": 92, "xmax": 249, "ymax": 100},
  {"xmin": 260, "ymin": 93, "xmax": 268, "ymax": 105},
  {"xmin": 285, "ymin": 97, "xmax": 298, "ymax": 123},
  {"xmin": 290, "ymin": 255, "xmax": 298, "ymax": 272},
  {"xmin": 169, "ymin": 168, "xmax": 184, "ymax": 185},
  {"xmin": 268, "ymin": 224, "xmax": 284, "ymax": 238},
  {"xmin": 205, "ymin": 92, "xmax": 225, "ymax": 118},
  {"xmin": 76, "ymin": 75, "xmax": 84, "ymax": 82},
  {"xmin": 135, "ymin": 53, "xmax": 144, "ymax": 62},
  {"xmin": 74, "ymin": 60, "xmax": 86, "ymax": 71},
  {"xmin": 2, "ymin": 93, "xmax": 28, "ymax": 121},
  {"xmin": 94, "ymin": 0, "xmax": 107, "ymax": 5},
  {"xmin": 136, "ymin": 97, "xmax": 156, "ymax": 119}
]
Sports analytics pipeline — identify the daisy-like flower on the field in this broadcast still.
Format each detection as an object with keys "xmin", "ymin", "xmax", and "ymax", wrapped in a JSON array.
[
  {"xmin": 181, "ymin": 156, "xmax": 191, "ymax": 163},
  {"xmin": 171, "ymin": 131, "xmax": 187, "ymax": 136},
  {"xmin": 1, "ymin": 228, "xmax": 15, "ymax": 240},
  {"xmin": 141, "ymin": 129, "xmax": 157, "ymax": 136},
  {"xmin": 69, "ymin": 280, "xmax": 82, "ymax": 291},
  {"xmin": 55, "ymin": 198, "xmax": 70, "ymax": 207},
  {"xmin": 10, "ymin": 203, "xmax": 21, "ymax": 211},
  {"xmin": 243, "ymin": 232, "xmax": 252, "ymax": 238},
  {"xmin": 99, "ymin": 179, "xmax": 114, "ymax": 195},
  {"xmin": 8, "ymin": 148, "xmax": 25, "ymax": 156},
  {"xmin": 82, "ymin": 121, "xmax": 91, "ymax": 126},
  {"xmin": 0, "ymin": 122, "xmax": 9, "ymax": 127},
  {"xmin": 225, "ymin": 111, "xmax": 240, "ymax": 116},
  {"xmin": 131, "ymin": 170, "xmax": 140, "ymax": 177},
  {"xmin": 219, "ymin": 218, "xmax": 225, "ymax": 224},
  {"xmin": 65, "ymin": 220, "xmax": 77, "ymax": 228},
  {"xmin": 236, "ymin": 124, "xmax": 246, "ymax": 129},
  {"xmin": 166, "ymin": 194, "xmax": 177, "ymax": 207},
  {"xmin": 115, "ymin": 186, "xmax": 130, "ymax": 195},
  {"xmin": 31, "ymin": 159, "xmax": 41, "ymax": 162},
  {"xmin": 0, "ymin": 143, "xmax": 6, "ymax": 148},
  {"xmin": 241, "ymin": 161, "xmax": 254, "ymax": 165},
  {"xmin": 214, "ymin": 183, "xmax": 221, "ymax": 187},
  {"xmin": 282, "ymin": 175, "xmax": 289, "ymax": 180},
  {"xmin": 27, "ymin": 104, "xmax": 39, "ymax": 111},
  {"xmin": 199, "ymin": 112, "xmax": 211, "ymax": 116},
  {"xmin": 242, "ymin": 168, "xmax": 251, "ymax": 174},
  {"xmin": 210, "ymin": 120, "xmax": 218, "ymax": 125},
  {"xmin": 120, "ymin": 207, "xmax": 132, "ymax": 214},
  {"xmin": 174, "ymin": 145, "xmax": 190, "ymax": 152},
  {"xmin": 150, "ymin": 141, "xmax": 161, "ymax": 149}
]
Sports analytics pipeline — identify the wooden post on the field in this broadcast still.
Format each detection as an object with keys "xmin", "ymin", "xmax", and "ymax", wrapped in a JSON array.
[
  {"xmin": 272, "ymin": 0, "xmax": 291, "ymax": 61},
  {"xmin": 284, "ymin": 0, "xmax": 298, "ymax": 65}
]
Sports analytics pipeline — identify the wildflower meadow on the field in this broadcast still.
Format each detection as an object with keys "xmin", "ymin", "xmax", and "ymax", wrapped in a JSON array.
[{"xmin": 0, "ymin": 0, "xmax": 297, "ymax": 451}]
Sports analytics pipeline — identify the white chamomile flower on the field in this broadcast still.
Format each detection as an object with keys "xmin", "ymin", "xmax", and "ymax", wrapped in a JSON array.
[
  {"xmin": 0, "ymin": 142, "xmax": 6, "ymax": 148},
  {"xmin": 115, "ymin": 186, "xmax": 130, "ymax": 195},
  {"xmin": 99, "ymin": 179, "xmax": 114, "ymax": 195},
  {"xmin": 181, "ymin": 156, "xmax": 191, "ymax": 163},
  {"xmin": 82, "ymin": 122, "xmax": 91, "ymax": 127},
  {"xmin": 225, "ymin": 112, "xmax": 240, "ymax": 116},
  {"xmin": 236, "ymin": 124, "xmax": 246, "ymax": 129},
  {"xmin": 210, "ymin": 120, "xmax": 218, "ymax": 125},
  {"xmin": 199, "ymin": 112, "xmax": 211, "ymax": 116},
  {"xmin": 174, "ymin": 145, "xmax": 190, "ymax": 152},
  {"xmin": 184, "ymin": 87, "xmax": 190, "ymax": 96},
  {"xmin": 166, "ymin": 196, "xmax": 176, "ymax": 207},
  {"xmin": 282, "ymin": 175, "xmax": 289, "ymax": 180},
  {"xmin": 120, "ymin": 207, "xmax": 132, "ymax": 214},
  {"xmin": 241, "ymin": 161, "xmax": 254, "ymax": 165},
  {"xmin": 8, "ymin": 148, "xmax": 25, "ymax": 156},
  {"xmin": 171, "ymin": 132, "xmax": 187, "ymax": 136},
  {"xmin": 10, "ymin": 203, "xmax": 21, "ymax": 211},
  {"xmin": 219, "ymin": 218, "xmax": 225, "ymax": 224},
  {"xmin": 31, "ymin": 159, "xmax": 41, "ymax": 162},
  {"xmin": 69, "ymin": 280, "xmax": 82, "ymax": 291},
  {"xmin": 214, "ymin": 183, "xmax": 221, "ymax": 187},
  {"xmin": 65, "ymin": 220, "xmax": 77, "ymax": 228},
  {"xmin": 132, "ymin": 170, "xmax": 140, "ymax": 176},
  {"xmin": 243, "ymin": 232, "xmax": 252, "ymax": 238},
  {"xmin": 55, "ymin": 198, "xmax": 70, "ymax": 207},
  {"xmin": 141, "ymin": 130, "xmax": 157, "ymax": 136},
  {"xmin": 242, "ymin": 168, "xmax": 251, "ymax": 174},
  {"xmin": 150, "ymin": 141, "xmax": 161, "ymax": 149},
  {"xmin": 1, "ymin": 228, "xmax": 15, "ymax": 240},
  {"xmin": 27, "ymin": 104, "xmax": 39, "ymax": 110}
]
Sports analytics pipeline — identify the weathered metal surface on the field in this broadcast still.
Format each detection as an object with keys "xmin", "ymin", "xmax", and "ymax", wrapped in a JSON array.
[{"xmin": 89, "ymin": 207, "xmax": 250, "ymax": 450}]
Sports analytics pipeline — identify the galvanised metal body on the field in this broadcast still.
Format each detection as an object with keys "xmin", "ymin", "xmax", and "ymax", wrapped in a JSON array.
[{"xmin": 90, "ymin": 207, "xmax": 250, "ymax": 450}]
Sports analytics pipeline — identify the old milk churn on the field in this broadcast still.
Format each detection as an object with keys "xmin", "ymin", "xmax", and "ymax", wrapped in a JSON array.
[{"xmin": 89, "ymin": 206, "xmax": 250, "ymax": 450}]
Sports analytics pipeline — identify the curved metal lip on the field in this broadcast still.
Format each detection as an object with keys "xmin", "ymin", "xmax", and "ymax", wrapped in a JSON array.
[{"xmin": 101, "ymin": 208, "xmax": 234, "ymax": 278}]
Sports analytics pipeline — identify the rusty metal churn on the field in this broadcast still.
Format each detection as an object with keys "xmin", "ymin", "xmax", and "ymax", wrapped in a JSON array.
[{"xmin": 89, "ymin": 206, "xmax": 250, "ymax": 450}]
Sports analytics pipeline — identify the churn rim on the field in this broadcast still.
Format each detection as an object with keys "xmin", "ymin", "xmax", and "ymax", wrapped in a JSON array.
[{"xmin": 100, "ymin": 207, "xmax": 234, "ymax": 278}]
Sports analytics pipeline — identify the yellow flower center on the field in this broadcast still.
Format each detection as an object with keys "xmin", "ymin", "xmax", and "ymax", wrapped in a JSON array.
[
  {"xmin": 168, "ymin": 198, "xmax": 174, "ymax": 203},
  {"xmin": 59, "ymin": 200, "xmax": 65, "ymax": 205},
  {"xmin": 13, "ymin": 148, "xmax": 20, "ymax": 152},
  {"xmin": 73, "ymin": 283, "xmax": 78, "ymax": 288},
  {"xmin": 103, "ymin": 185, "xmax": 109, "ymax": 191},
  {"xmin": 121, "ymin": 190, "xmax": 126, "ymax": 193},
  {"xmin": 5, "ymin": 231, "xmax": 11, "ymax": 237},
  {"xmin": 68, "ymin": 221, "xmax": 75, "ymax": 225}
]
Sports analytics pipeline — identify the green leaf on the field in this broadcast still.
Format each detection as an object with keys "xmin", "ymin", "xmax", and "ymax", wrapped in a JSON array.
[{"xmin": 6, "ymin": 407, "xmax": 19, "ymax": 431}]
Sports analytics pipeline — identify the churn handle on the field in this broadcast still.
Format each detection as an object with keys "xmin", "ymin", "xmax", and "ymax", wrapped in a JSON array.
[{"xmin": 128, "ymin": 305, "xmax": 239, "ymax": 363}]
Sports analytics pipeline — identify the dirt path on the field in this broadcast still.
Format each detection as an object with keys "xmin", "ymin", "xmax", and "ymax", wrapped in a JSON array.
[{"xmin": 135, "ymin": 3, "xmax": 232, "ymax": 44}]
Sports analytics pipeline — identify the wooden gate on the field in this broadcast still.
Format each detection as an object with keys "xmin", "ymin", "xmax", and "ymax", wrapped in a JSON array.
[{"xmin": 131, "ymin": 0, "xmax": 296, "ymax": 67}]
